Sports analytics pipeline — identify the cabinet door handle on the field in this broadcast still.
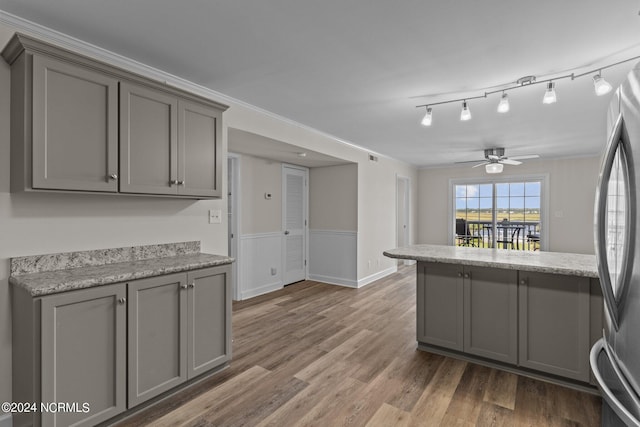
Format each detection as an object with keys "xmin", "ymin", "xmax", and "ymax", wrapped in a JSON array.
[
  {"xmin": 464, "ymin": 273, "xmax": 470, "ymax": 279},
  {"xmin": 189, "ymin": 283, "xmax": 195, "ymax": 289},
  {"xmin": 520, "ymin": 279, "xmax": 527, "ymax": 285},
  {"xmin": 109, "ymin": 173, "xmax": 118, "ymax": 180},
  {"xmin": 118, "ymin": 297, "xmax": 126, "ymax": 305},
  {"xmin": 170, "ymin": 179, "xmax": 179, "ymax": 185},
  {"xmin": 177, "ymin": 180, "xmax": 185, "ymax": 186},
  {"xmin": 457, "ymin": 272, "xmax": 463, "ymax": 277},
  {"xmin": 181, "ymin": 284, "xmax": 188, "ymax": 290}
]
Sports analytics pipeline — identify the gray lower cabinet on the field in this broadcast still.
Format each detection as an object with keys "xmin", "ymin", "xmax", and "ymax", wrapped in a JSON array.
[
  {"xmin": 463, "ymin": 266, "xmax": 518, "ymax": 364},
  {"xmin": 417, "ymin": 263, "xmax": 517, "ymax": 362},
  {"xmin": 127, "ymin": 273, "xmax": 188, "ymax": 407},
  {"xmin": 518, "ymin": 271, "xmax": 591, "ymax": 382},
  {"xmin": 417, "ymin": 262, "xmax": 598, "ymax": 385},
  {"xmin": 417, "ymin": 262, "xmax": 463, "ymax": 351},
  {"xmin": 127, "ymin": 266, "xmax": 231, "ymax": 406},
  {"xmin": 11, "ymin": 265, "xmax": 231, "ymax": 427}
]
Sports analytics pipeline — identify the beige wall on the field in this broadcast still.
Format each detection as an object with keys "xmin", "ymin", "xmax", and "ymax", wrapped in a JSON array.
[
  {"xmin": 309, "ymin": 164, "xmax": 357, "ymax": 231},
  {"xmin": 239, "ymin": 154, "xmax": 282, "ymax": 234},
  {"xmin": 418, "ymin": 156, "xmax": 601, "ymax": 254}
]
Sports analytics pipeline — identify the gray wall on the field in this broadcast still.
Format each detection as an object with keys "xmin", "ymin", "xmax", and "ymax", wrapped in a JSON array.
[{"xmin": 309, "ymin": 164, "xmax": 357, "ymax": 231}]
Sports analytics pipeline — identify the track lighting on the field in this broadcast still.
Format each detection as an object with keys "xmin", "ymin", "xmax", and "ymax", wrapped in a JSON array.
[
  {"xmin": 485, "ymin": 163, "xmax": 503, "ymax": 174},
  {"xmin": 542, "ymin": 82, "xmax": 557, "ymax": 104},
  {"xmin": 421, "ymin": 107, "xmax": 433, "ymax": 126},
  {"xmin": 497, "ymin": 92, "xmax": 510, "ymax": 113},
  {"xmin": 415, "ymin": 52, "xmax": 640, "ymax": 125},
  {"xmin": 460, "ymin": 101, "xmax": 471, "ymax": 121},
  {"xmin": 593, "ymin": 72, "xmax": 613, "ymax": 96}
]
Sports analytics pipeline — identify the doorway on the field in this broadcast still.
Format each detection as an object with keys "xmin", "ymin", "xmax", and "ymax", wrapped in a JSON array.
[
  {"xmin": 396, "ymin": 175, "xmax": 411, "ymax": 265},
  {"xmin": 228, "ymin": 155, "xmax": 240, "ymax": 300},
  {"xmin": 282, "ymin": 164, "xmax": 308, "ymax": 285}
]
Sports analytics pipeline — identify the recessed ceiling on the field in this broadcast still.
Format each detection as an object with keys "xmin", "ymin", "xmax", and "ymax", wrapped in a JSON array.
[
  {"xmin": 2, "ymin": 1, "xmax": 639, "ymax": 167},
  {"xmin": 228, "ymin": 128, "xmax": 353, "ymax": 168}
]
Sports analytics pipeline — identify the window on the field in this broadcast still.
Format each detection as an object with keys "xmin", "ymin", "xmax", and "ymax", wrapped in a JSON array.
[{"xmin": 453, "ymin": 178, "xmax": 544, "ymax": 251}]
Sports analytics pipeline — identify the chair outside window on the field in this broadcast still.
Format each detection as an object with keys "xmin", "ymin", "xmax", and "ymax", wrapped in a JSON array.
[{"xmin": 456, "ymin": 218, "xmax": 481, "ymax": 247}]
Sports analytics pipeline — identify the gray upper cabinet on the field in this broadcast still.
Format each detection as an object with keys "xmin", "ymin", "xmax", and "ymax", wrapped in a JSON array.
[
  {"xmin": 518, "ymin": 271, "xmax": 591, "ymax": 382},
  {"xmin": 2, "ymin": 33, "xmax": 228, "ymax": 199},
  {"xmin": 120, "ymin": 82, "xmax": 179, "ymax": 195},
  {"xmin": 417, "ymin": 262, "xmax": 463, "ymax": 351},
  {"xmin": 40, "ymin": 283, "xmax": 127, "ymax": 427},
  {"xmin": 179, "ymin": 100, "xmax": 223, "ymax": 198},
  {"xmin": 464, "ymin": 266, "xmax": 518, "ymax": 364}
]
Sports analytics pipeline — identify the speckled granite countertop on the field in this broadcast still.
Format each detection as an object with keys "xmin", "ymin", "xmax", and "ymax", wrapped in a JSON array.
[
  {"xmin": 384, "ymin": 244, "xmax": 598, "ymax": 278},
  {"xmin": 10, "ymin": 242, "xmax": 234, "ymax": 297}
]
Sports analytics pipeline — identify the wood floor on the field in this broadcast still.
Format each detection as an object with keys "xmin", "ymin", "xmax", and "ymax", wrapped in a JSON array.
[{"xmin": 116, "ymin": 265, "xmax": 602, "ymax": 426}]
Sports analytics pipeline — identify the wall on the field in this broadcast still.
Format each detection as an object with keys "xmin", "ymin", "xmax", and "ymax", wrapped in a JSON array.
[
  {"xmin": 309, "ymin": 164, "xmax": 358, "ymax": 286},
  {"xmin": 0, "ymin": 25, "xmax": 230, "ymax": 410},
  {"xmin": 417, "ymin": 156, "xmax": 600, "ymax": 254}
]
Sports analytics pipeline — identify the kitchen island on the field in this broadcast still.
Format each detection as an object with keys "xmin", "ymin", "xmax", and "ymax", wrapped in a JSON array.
[{"xmin": 384, "ymin": 244, "xmax": 601, "ymax": 391}]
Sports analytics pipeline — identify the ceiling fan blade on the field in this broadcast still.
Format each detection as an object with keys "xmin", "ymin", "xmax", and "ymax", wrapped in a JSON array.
[
  {"xmin": 454, "ymin": 159, "xmax": 486, "ymax": 164},
  {"xmin": 500, "ymin": 159, "xmax": 522, "ymax": 165},
  {"xmin": 471, "ymin": 161, "xmax": 490, "ymax": 168},
  {"xmin": 509, "ymin": 154, "xmax": 540, "ymax": 160}
]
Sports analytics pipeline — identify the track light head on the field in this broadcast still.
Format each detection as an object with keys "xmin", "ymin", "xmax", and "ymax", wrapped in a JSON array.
[
  {"xmin": 460, "ymin": 101, "xmax": 471, "ymax": 121},
  {"xmin": 497, "ymin": 92, "xmax": 510, "ymax": 113},
  {"xmin": 543, "ymin": 82, "xmax": 557, "ymax": 104},
  {"xmin": 421, "ymin": 107, "xmax": 433, "ymax": 126},
  {"xmin": 593, "ymin": 73, "xmax": 613, "ymax": 96}
]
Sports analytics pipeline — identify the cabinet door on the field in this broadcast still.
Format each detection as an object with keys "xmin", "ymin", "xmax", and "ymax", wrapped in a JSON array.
[
  {"xmin": 464, "ymin": 267, "xmax": 518, "ymax": 364},
  {"xmin": 519, "ymin": 272, "xmax": 591, "ymax": 381},
  {"xmin": 417, "ymin": 262, "xmax": 463, "ymax": 351},
  {"xmin": 178, "ymin": 100, "xmax": 222, "ymax": 198},
  {"xmin": 187, "ymin": 265, "xmax": 232, "ymax": 378},
  {"xmin": 32, "ymin": 55, "xmax": 118, "ymax": 192},
  {"xmin": 120, "ymin": 81, "xmax": 178, "ymax": 195},
  {"xmin": 41, "ymin": 283, "xmax": 126, "ymax": 427},
  {"xmin": 128, "ymin": 273, "xmax": 187, "ymax": 407}
]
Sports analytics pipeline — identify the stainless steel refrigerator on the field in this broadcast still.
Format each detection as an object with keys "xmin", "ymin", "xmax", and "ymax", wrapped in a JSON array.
[{"xmin": 591, "ymin": 62, "xmax": 640, "ymax": 426}]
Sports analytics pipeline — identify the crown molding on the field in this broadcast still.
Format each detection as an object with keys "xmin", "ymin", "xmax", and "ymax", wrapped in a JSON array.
[{"xmin": 0, "ymin": 9, "xmax": 396, "ymax": 164}]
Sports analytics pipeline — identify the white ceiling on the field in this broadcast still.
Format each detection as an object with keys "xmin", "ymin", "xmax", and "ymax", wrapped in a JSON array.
[{"xmin": 2, "ymin": 1, "xmax": 640, "ymax": 167}]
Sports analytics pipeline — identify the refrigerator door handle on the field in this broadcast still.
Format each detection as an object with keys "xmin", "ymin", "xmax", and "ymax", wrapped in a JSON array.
[
  {"xmin": 591, "ymin": 338, "xmax": 640, "ymax": 427},
  {"xmin": 594, "ymin": 113, "xmax": 632, "ymax": 331}
]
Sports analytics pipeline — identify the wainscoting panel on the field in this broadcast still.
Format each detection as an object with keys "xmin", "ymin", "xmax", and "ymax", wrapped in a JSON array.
[
  {"xmin": 239, "ymin": 232, "xmax": 283, "ymax": 300},
  {"xmin": 308, "ymin": 230, "xmax": 357, "ymax": 287}
]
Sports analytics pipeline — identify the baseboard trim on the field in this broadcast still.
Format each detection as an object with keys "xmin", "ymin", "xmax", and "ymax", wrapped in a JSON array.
[
  {"xmin": 308, "ymin": 274, "xmax": 358, "ymax": 288},
  {"xmin": 240, "ymin": 281, "xmax": 283, "ymax": 300},
  {"xmin": 0, "ymin": 413, "xmax": 11, "ymax": 427},
  {"xmin": 357, "ymin": 266, "xmax": 398, "ymax": 288}
]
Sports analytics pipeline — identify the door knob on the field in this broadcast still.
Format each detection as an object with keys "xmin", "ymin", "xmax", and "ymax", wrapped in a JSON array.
[{"xmin": 284, "ymin": 230, "xmax": 290, "ymax": 235}]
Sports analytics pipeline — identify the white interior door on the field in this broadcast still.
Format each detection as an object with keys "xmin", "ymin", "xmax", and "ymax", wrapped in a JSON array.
[{"xmin": 282, "ymin": 165, "xmax": 308, "ymax": 285}]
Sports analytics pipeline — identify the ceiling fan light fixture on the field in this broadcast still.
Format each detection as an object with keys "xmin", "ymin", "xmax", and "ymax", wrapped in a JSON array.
[
  {"xmin": 460, "ymin": 101, "xmax": 472, "ymax": 121},
  {"xmin": 421, "ymin": 107, "xmax": 433, "ymax": 126},
  {"xmin": 497, "ymin": 92, "xmax": 510, "ymax": 113},
  {"xmin": 593, "ymin": 73, "xmax": 613, "ymax": 96},
  {"xmin": 543, "ymin": 81, "xmax": 557, "ymax": 104},
  {"xmin": 485, "ymin": 163, "xmax": 504, "ymax": 174}
]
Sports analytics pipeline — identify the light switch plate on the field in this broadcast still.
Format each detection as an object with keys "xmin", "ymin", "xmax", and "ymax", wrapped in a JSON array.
[{"xmin": 209, "ymin": 209, "xmax": 222, "ymax": 224}]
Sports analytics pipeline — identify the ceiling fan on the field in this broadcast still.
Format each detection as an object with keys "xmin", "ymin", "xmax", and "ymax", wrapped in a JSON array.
[{"xmin": 460, "ymin": 148, "xmax": 540, "ymax": 173}]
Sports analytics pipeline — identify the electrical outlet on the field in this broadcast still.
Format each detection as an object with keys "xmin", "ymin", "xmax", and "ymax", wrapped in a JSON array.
[{"xmin": 209, "ymin": 209, "xmax": 222, "ymax": 224}]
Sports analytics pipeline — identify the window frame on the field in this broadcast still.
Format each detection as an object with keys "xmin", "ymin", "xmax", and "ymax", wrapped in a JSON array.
[{"xmin": 448, "ymin": 174, "xmax": 549, "ymax": 251}]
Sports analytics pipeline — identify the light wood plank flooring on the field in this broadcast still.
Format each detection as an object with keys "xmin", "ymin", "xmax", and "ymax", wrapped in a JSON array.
[{"xmin": 117, "ymin": 265, "xmax": 601, "ymax": 426}]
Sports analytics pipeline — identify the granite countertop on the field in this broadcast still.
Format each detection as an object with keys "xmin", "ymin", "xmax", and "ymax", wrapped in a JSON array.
[
  {"xmin": 9, "ymin": 242, "xmax": 234, "ymax": 297},
  {"xmin": 383, "ymin": 244, "xmax": 598, "ymax": 278}
]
